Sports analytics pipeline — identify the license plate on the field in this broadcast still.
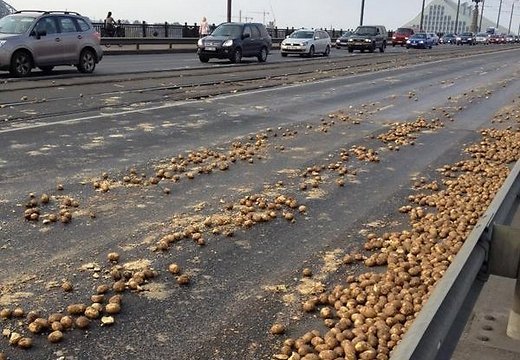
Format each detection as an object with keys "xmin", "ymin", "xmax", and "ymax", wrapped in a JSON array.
[{"xmin": 205, "ymin": 46, "xmax": 216, "ymax": 51}]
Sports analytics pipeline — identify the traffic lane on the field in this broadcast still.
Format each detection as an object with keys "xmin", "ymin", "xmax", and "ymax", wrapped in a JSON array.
[
  {"xmin": 0, "ymin": 48, "xmax": 516, "ymax": 199},
  {"xmin": 1, "ymin": 80, "xmax": 518, "ymax": 360},
  {"xmin": 0, "ymin": 46, "xmax": 410, "ymax": 80}
]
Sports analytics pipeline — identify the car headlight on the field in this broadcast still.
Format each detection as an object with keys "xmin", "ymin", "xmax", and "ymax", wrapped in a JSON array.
[
  {"xmin": 364, "ymin": 39, "xmax": 372, "ymax": 43},
  {"xmin": 392, "ymin": 36, "xmax": 396, "ymax": 39},
  {"xmin": 301, "ymin": 41, "xmax": 308, "ymax": 46},
  {"xmin": 348, "ymin": 38, "xmax": 354, "ymax": 42},
  {"xmin": 419, "ymin": 41, "xmax": 424, "ymax": 44},
  {"xmin": 456, "ymin": 37, "xmax": 461, "ymax": 41},
  {"xmin": 222, "ymin": 39, "xmax": 233, "ymax": 47},
  {"xmin": 405, "ymin": 37, "xmax": 409, "ymax": 40},
  {"xmin": 336, "ymin": 39, "xmax": 340, "ymax": 43},
  {"xmin": 406, "ymin": 40, "xmax": 411, "ymax": 44},
  {"xmin": 197, "ymin": 39, "xmax": 203, "ymax": 47}
]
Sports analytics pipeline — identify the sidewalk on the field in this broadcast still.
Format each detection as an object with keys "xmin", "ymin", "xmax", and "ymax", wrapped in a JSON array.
[{"xmin": 452, "ymin": 208, "xmax": 520, "ymax": 359}]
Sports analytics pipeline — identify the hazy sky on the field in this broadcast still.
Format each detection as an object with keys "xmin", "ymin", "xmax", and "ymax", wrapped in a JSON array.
[{"xmin": 8, "ymin": 0, "xmax": 520, "ymax": 31}]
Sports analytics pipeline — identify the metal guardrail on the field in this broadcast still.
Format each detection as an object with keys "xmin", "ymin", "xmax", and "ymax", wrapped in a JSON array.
[{"xmin": 391, "ymin": 159, "xmax": 520, "ymax": 360}]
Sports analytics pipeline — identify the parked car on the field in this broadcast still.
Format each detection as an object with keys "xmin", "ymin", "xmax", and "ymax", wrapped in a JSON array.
[
  {"xmin": 392, "ymin": 27, "xmax": 414, "ymax": 47},
  {"xmin": 475, "ymin": 32, "xmax": 489, "ymax": 44},
  {"xmin": 197, "ymin": 22, "xmax": 272, "ymax": 63},
  {"xmin": 440, "ymin": 33, "xmax": 457, "ymax": 44},
  {"xmin": 346, "ymin": 25, "xmax": 387, "ymax": 53},
  {"xmin": 428, "ymin": 33, "xmax": 440, "ymax": 45},
  {"xmin": 456, "ymin": 32, "xmax": 476, "ymax": 45},
  {"xmin": 280, "ymin": 29, "xmax": 331, "ymax": 57},
  {"xmin": 406, "ymin": 33, "xmax": 433, "ymax": 49},
  {"xmin": 0, "ymin": 10, "xmax": 103, "ymax": 77},
  {"xmin": 335, "ymin": 31, "xmax": 352, "ymax": 49}
]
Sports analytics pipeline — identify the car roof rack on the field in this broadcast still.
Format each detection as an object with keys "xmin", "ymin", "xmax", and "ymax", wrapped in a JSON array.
[{"xmin": 14, "ymin": 10, "xmax": 82, "ymax": 16}]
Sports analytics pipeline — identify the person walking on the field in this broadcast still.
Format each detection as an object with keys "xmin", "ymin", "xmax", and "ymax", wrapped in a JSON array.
[
  {"xmin": 199, "ymin": 16, "xmax": 210, "ymax": 37},
  {"xmin": 104, "ymin": 11, "xmax": 116, "ymax": 36}
]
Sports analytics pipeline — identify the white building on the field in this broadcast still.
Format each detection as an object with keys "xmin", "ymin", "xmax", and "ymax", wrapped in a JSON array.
[{"xmin": 404, "ymin": 0, "xmax": 508, "ymax": 34}]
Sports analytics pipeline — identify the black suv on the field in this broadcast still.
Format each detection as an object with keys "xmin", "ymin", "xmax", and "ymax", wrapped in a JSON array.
[
  {"xmin": 347, "ymin": 25, "xmax": 387, "ymax": 53},
  {"xmin": 197, "ymin": 22, "xmax": 272, "ymax": 63}
]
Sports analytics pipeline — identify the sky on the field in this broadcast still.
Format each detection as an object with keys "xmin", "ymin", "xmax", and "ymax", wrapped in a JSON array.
[{"xmin": 7, "ymin": 0, "xmax": 520, "ymax": 32}]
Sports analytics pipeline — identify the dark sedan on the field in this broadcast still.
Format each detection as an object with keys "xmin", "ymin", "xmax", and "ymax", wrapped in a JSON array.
[
  {"xmin": 456, "ymin": 32, "xmax": 476, "ymax": 45},
  {"xmin": 335, "ymin": 31, "xmax": 353, "ymax": 49},
  {"xmin": 440, "ymin": 33, "xmax": 457, "ymax": 44}
]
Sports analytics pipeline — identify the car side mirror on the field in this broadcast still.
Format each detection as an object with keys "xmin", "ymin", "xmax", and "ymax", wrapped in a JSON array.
[{"xmin": 242, "ymin": 33, "xmax": 250, "ymax": 39}]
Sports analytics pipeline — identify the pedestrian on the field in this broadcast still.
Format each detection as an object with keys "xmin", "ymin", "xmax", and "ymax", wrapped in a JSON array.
[
  {"xmin": 199, "ymin": 16, "xmax": 210, "ymax": 37},
  {"xmin": 104, "ymin": 11, "xmax": 116, "ymax": 36}
]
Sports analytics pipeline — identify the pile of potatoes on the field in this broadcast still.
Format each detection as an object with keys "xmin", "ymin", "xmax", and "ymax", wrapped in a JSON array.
[
  {"xmin": 273, "ymin": 127, "xmax": 519, "ymax": 360},
  {"xmin": 23, "ymin": 192, "xmax": 79, "ymax": 225},
  {"xmin": 155, "ymin": 192, "xmax": 304, "ymax": 252},
  {"xmin": 377, "ymin": 118, "xmax": 444, "ymax": 150}
]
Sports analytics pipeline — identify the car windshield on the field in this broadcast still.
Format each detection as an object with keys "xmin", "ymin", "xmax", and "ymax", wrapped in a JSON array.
[
  {"xmin": 476, "ymin": 33, "xmax": 487, "ymax": 36},
  {"xmin": 444, "ymin": 34, "xmax": 454, "ymax": 37},
  {"xmin": 289, "ymin": 31, "xmax": 314, "ymax": 39},
  {"xmin": 211, "ymin": 24, "xmax": 242, "ymax": 37},
  {"xmin": 355, "ymin": 26, "xmax": 377, "ymax": 36},
  {"xmin": 413, "ymin": 34, "xmax": 427, "ymax": 39},
  {"xmin": 396, "ymin": 28, "xmax": 412, "ymax": 35},
  {"xmin": 0, "ymin": 15, "xmax": 36, "ymax": 34},
  {"xmin": 461, "ymin": 32, "xmax": 472, "ymax": 36}
]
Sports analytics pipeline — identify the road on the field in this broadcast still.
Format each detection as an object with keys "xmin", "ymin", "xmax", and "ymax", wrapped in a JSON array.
[{"xmin": 0, "ymin": 45, "xmax": 519, "ymax": 360}]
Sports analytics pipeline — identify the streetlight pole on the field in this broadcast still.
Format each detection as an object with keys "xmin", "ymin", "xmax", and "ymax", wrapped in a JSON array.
[
  {"xmin": 479, "ymin": 0, "xmax": 485, "ymax": 32},
  {"xmin": 455, "ymin": 0, "xmax": 461, "ymax": 34},
  {"xmin": 497, "ymin": 0, "xmax": 503, "ymax": 29},
  {"xmin": 420, "ymin": 0, "xmax": 426, "ymax": 31},
  {"xmin": 360, "ymin": 0, "xmax": 365, "ymax": 26},
  {"xmin": 227, "ymin": 0, "xmax": 232, "ymax": 22},
  {"xmin": 508, "ymin": 2, "xmax": 516, "ymax": 34}
]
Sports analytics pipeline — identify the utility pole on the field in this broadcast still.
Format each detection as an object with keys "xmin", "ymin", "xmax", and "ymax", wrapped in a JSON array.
[
  {"xmin": 420, "ymin": 0, "xmax": 426, "ymax": 31},
  {"xmin": 471, "ymin": 0, "xmax": 481, "ymax": 33},
  {"xmin": 479, "ymin": 0, "xmax": 485, "ymax": 32},
  {"xmin": 508, "ymin": 2, "xmax": 515, "ymax": 34},
  {"xmin": 360, "ymin": 0, "xmax": 365, "ymax": 26},
  {"xmin": 497, "ymin": 0, "xmax": 503, "ymax": 29},
  {"xmin": 455, "ymin": 0, "xmax": 461, "ymax": 34},
  {"xmin": 227, "ymin": 0, "xmax": 232, "ymax": 22}
]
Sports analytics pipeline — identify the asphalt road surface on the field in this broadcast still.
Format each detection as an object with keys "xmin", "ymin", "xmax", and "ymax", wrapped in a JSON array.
[{"xmin": 0, "ymin": 45, "xmax": 519, "ymax": 360}]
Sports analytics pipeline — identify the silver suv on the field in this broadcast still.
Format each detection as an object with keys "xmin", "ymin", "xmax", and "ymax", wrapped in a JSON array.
[{"xmin": 0, "ymin": 10, "xmax": 103, "ymax": 77}]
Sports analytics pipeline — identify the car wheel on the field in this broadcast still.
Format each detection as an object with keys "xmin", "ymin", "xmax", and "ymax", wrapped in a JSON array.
[
  {"xmin": 429, "ymin": 45, "xmax": 432, "ymax": 49},
  {"xmin": 257, "ymin": 47, "xmax": 268, "ymax": 62},
  {"xmin": 77, "ymin": 49, "xmax": 96, "ymax": 74},
  {"xmin": 369, "ymin": 44, "xmax": 375, "ymax": 53},
  {"xmin": 231, "ymin": 48, "xmax": 242, "ymax": 63},
  {"xmin": 392, "ymin": 43, "xmax": 395, "ymax": 47},
  {"xmin": 199, "ymin": 55, "xmax": 210, "ymax": 63},
  {"xmin": 281, "ymin": 52, "xmax": 288, "ymax": 57},
  {"xmin": 9, "ymin": 50, "xmax": 32, "ymax": 77},
  {"xmin": 323, "ymin": 45, "xmax": 330, "ymax": 56},
  {"xmin": 307, "ymin": 45, "xmax": 315, "ymax": 57},
  {"xmin": 379, "ymin": 44, "xmax": 385, "ymax": 53},
  {"xmin": 347, "ymin": 47, "xmax": 354, "ymax": 53},
  {"xmin": 39, "ymin": 66, "xmax": 54, "ymax": 74}
]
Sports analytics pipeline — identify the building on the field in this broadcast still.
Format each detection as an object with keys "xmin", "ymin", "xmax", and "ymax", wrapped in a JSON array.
[
  {"xmin": 404, "ymin": 0, "xmax": 508, "ymax": 34},
  {"xmin": 0, "ymin": 0, "xmax": 16, "ymax": 18}
]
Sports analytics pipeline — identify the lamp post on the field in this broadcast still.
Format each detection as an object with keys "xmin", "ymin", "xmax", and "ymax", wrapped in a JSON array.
[
  {"xmin": 497, "ymin": 0, "xmax": 503, "ymax": 28},
  {"xmin": 508, "ymin": 1, "xmax": 516, "ymax": 34},
  {"xmin": 420, "ymin": 0, "xmax": 426, "ymax": 31},
  {"xmin": 479, "ymin": 0, "xmax": 485, "ymax": 32},
  {"xmin": 360, "ymin": 0, "xmax": 365, "ymax": 26},
  {"xmin": 455, "ymin": 0, "xmax": 461, "ymax": 34},
  {"xmin": 227, "ymin": 0, "xmax": 232, "ymax": 22}
]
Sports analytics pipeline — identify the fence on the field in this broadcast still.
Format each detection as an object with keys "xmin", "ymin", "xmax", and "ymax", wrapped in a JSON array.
[{"xmin": 92, "ymin": 22, "xmax": 369, "ymax": 39}]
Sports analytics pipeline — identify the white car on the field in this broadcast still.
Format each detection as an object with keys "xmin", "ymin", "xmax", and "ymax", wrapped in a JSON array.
[
  {"xmin": 280, "ymin": 29, "xmax": 331, "ymax": 57},
  {"xmin": 428, "ymin": 33, "xmax": 440, "ymax": 45},
  {"xmin": 475, "ymin": 33, "xmax": 489, "ymax": 44}
]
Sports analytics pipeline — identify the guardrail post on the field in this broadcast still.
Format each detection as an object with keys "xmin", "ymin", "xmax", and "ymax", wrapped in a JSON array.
[
  {"xmin": 142, "ymin": 21, "xmax": 146, "ymax": 37},
  {"xmin": 508, "ymin": 277, "xmax": 520, "ymax": 340},
  {"xmin": 164, "ymin": 22, "xmax": 168, "ymax": 37}
]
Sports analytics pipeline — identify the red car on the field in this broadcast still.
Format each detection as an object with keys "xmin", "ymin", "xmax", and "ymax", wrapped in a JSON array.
[{"xmin": 392, "ymin": 27, "xmax": 415, "ymax": 46}]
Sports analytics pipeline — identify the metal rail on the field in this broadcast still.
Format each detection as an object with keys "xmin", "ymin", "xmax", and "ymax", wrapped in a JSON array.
[{"xmin": 391, "ymin": 159, "xmax": 520, "ymax": 360}]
